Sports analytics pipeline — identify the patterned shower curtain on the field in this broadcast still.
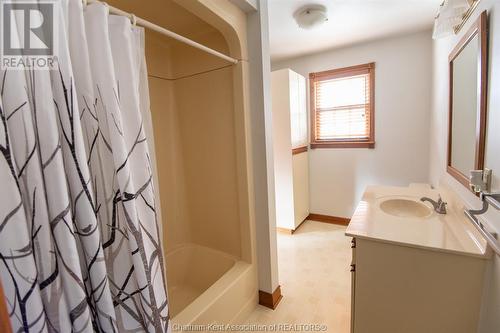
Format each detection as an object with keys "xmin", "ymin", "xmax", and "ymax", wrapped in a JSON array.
[{"xmin": 0, "ymin": 0, "xmax": 169, "ymax": 332}]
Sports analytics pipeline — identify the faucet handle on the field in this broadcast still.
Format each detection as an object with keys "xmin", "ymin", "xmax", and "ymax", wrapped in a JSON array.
[{"xmin": 437, "ymin": 195, "xmax": 447, "ymax": 213}]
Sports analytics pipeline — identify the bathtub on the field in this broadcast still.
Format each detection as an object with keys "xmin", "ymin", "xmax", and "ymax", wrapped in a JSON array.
[{"xmin": 165, "ymin": 243, "xmax": 256, "ymax": 330}]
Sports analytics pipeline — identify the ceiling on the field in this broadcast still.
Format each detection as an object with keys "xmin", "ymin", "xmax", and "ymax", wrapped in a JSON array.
[{"xmin": 268, "ymin": 0, "xmax": 442, "ymax": 61}]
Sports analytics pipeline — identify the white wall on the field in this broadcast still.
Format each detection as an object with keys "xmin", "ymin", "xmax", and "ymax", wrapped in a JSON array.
[
  {"xmin": 429, "ymin": 1, "xmax": 500, "ymax": 331},
  {"xmin": 246, "ymin": 0, "xmax": 280, "ymax": 294},
  {"xmin": 272, "ymin": 31, "xmax": 433, "ymax": 218}
]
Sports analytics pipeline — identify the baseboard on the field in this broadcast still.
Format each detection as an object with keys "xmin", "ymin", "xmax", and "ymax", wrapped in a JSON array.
[
  {"xmin": 276, "ymin": 227, "xmax": 293, "ymax": 234},
  {"xmin": 277, "ymin": 214, "xmax": 347, "ymax": 234},
  {"xmin": 291, "ymin": 217, "xmax": 308, "ymax": 233},
  {"xmin": 307, "ymin": 213, "xmax": 350, "ymax": 226},
  {"xmin": 0, "ymin": 279, "xmax": 11, "ymax": 333},
  {"xmin": 258, "ymin": 285, "xmax": 283, "ymax": 310},
  {"xmin": 276, "ymin": 216, "xmax": 308, "ymax": 235}
]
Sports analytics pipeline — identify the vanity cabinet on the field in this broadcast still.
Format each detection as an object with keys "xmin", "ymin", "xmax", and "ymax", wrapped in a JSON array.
[{"xmin": 350, "ymin": 237, "xmax": 486, "ymax": 333}]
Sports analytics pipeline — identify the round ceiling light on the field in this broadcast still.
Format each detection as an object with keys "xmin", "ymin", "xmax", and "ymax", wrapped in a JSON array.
[{"xmin": 293, "ymin": 4, "xmax": 328, "ymax": 30}]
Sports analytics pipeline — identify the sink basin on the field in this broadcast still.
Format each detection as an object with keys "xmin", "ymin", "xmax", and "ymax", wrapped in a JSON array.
[{"xmin": 379, "ymin": 198, "xmax": 432, "ymax": 218}]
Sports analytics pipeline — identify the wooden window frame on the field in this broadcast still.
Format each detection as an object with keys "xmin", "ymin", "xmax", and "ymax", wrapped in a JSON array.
[
  {"xmin": 309, "ymin": 62, "xmax": 375, "ymax": 149},
  {"xmin": 292, "ymin": 145, "xmax": 308, "ymax": 155}
]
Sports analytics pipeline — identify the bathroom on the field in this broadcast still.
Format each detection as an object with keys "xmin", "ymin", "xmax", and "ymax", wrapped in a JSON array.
[{"xmin": 0, "ymin": 0, "xmax": 498, "ymax": 332}]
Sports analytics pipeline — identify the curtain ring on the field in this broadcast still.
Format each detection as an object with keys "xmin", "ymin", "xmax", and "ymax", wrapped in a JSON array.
[{"xmin": 130, "ymin": 13, "xmax": 137, "ymax": 26}]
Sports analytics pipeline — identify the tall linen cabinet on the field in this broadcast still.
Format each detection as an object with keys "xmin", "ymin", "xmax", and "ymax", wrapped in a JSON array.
[{"xmin": 271, "ymin": 68, "xmax": 309, "ymax": 232}]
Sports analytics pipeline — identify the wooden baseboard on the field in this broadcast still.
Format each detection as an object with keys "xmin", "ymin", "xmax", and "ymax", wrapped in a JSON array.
[
  {"xmin": 0, "ymin": 279, "xmax": 12, "ymax": 333},
  {"xmin": 259, "ymin": 285, "xmax": 283, "ymax": 310},
  {"xmin": 307, "ymin": 213, "xmax": 350, "ymax": 226},
  {"xmin": 276, "ymin": 227, "xmax": 293, "ymax": 234},
  {"xmin": 277, "ymin": 214, "xmax": 347, "ymax": 234},
  {"xmin": 276, "ymin": 215, "xmax": 308, "ymax": 235},
  {"xmin": 291, "ymin": 217, "xmax": 307, "ymax": 234}
]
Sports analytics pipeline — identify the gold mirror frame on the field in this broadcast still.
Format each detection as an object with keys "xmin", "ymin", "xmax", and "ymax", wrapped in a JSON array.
[{"xmin": 454, "ymin": 0, "xmax": 482, "ymax": 34}]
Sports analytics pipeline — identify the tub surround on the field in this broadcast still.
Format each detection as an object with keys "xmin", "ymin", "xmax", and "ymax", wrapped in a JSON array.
[
  {"xmin": 166, "ymin": 244, "xmax": 238, "ymax": 317},
  {"xmin": 172, "ymin": 257, "xmax": 255, "ymax": 327},
  {"xmin": 107, "ymin": 0, "xmax": 259, "ymax": 328},
  {"xmin": 346, "ymin": 184, "xmax": 489, "ymax": 258}
]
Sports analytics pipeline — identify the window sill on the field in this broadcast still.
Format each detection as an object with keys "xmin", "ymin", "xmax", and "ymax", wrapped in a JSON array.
[
  {"xmin": 292, "ymin": 146, "xmax": 308, "ymax": 155},
  {"xmin": 310, "ymin": 141, "xmax": 375, "ymax": 149}
]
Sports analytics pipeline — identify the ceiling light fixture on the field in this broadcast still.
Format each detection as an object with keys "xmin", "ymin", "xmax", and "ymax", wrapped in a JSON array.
[{"xmin": 293, "ymin": 4, "xmax": 328, "ymax": 30}]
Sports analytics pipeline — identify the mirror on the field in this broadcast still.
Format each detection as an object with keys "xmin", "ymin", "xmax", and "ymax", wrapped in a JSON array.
[{"xmin": 447, "ymin": 11, "xmax": 488, "ymax": 188}]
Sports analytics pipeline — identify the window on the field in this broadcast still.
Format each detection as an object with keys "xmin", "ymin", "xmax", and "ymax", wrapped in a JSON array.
[{"xmin": 309, "ymin": 63, "xmax": 375, "ymax": 148}]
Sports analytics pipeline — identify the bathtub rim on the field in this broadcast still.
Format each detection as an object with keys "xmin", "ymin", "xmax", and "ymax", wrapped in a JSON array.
[
  {"xmin": 165, "ymin": 242, "xmax": 239, "ymax": 263},
  {"xmin": 171, "ymin": 260, "xmax": 253, "ymax": 325}
]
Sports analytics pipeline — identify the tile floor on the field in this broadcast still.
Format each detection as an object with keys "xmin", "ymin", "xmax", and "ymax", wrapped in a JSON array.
[{"xmin": 245, "ymin": 221, "xmax": 352, "ymax": 332}]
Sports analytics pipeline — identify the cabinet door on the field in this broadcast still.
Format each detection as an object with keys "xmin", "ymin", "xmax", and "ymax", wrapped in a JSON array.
[
  {"xmin": 271, "ymin": 70, "xmax": 295, "ymax": 229},
  {"xmin": 290, "ymin": 71, "xmax": 309, "ymax": 228},
  {"xmin": 292, "ymin": 150, "xmax": 309, "ymax": 227},
  {"xmin": 297, "ymin": 74, "xmax": 307, "ymax": 146},
  {"xmin": 289, "ymin": 72, "xmax": 307, "ymax": 148},
  {"xmin": 352, "ymin": 238, "xmax": 484, "ymax": 333},
  {"xmin": 289, "ymin": 71, "xmax": 300, "ymax": 147}
]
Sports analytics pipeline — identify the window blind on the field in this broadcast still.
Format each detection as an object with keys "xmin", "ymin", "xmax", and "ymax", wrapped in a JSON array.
[{"xmin": 313, "ymin": 72, "xmax": 371, "ymax": 141}]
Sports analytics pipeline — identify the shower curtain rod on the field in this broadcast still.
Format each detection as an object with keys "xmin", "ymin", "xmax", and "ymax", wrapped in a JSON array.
[{"xmin": 85, "ymin": 0, "xmax": 239, "ymax": 64}]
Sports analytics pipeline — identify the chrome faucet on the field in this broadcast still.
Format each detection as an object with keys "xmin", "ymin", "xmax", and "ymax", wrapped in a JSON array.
[{"xmin": 420, "ymin": 195, "xmax": 447, "ymax": 214}]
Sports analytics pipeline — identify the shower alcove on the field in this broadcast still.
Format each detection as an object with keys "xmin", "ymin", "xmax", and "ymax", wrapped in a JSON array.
[{"xmin": 107, "ymin": 0, "xmax": 257, "ymax": 326}]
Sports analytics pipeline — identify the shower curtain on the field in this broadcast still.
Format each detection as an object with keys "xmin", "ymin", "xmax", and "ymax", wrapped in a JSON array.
[{"xmin": 0, "ymin": 0, "xmax": 169, "ymax": 332}]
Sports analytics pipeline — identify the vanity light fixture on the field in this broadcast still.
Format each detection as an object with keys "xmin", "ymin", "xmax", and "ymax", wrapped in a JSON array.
[
  {"xmin": 432, "ymin": 0, "xmax": 481, "ymax": 39},
  {"xmin": 293, "ymin": 4, "xmax": 328, "ymax": 30}
]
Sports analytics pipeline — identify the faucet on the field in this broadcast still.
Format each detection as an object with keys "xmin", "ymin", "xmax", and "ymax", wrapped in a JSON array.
[{"xmin": 420, "ymin": 195, "xmax": 447, "ymax": 214}]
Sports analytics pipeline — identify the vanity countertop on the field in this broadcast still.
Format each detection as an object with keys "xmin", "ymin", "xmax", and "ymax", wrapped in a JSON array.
[{"xmin": 345, "ymin": 184, "xmax": 490, "ymax": 258}]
